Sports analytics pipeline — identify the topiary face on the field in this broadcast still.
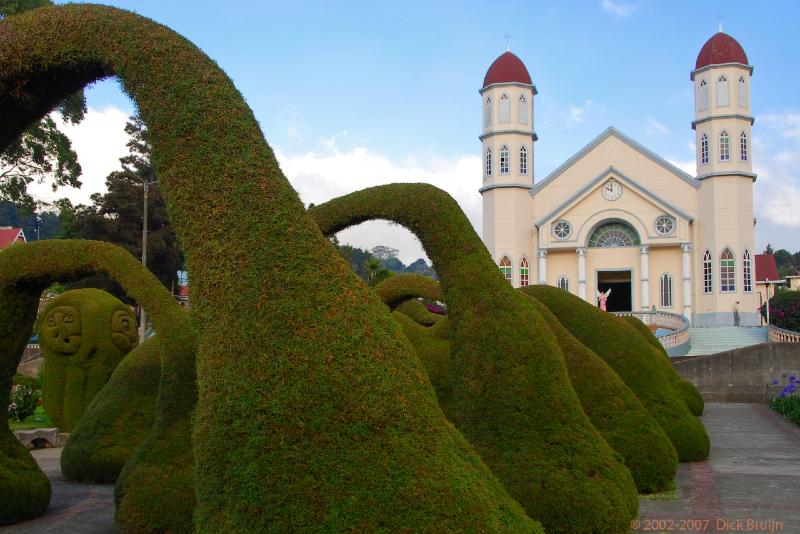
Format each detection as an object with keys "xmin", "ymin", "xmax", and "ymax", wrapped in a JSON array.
[
  {"xmin": 111, "ymin": 310, "xmax": 138, "ymax": 351},
  {"xmin": 41, "ymin": 306, "xmax": 82, "ymax": 355}
]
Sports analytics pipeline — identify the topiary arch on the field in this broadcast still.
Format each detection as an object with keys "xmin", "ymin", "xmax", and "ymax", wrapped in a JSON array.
[
  {"xmin": 373, "ymin": 273, "xmax": 444, "ymax": 308},
  {"xmin": 310, "ymin": 183, "xmax": 639, "ymax": 533},
  {"xmin": 0, "ymin": 6, "xmax": 539, "ymax": 531}
]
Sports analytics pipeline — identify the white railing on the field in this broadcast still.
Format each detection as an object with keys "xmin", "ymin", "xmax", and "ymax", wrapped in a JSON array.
[
  {"xmin": 613, "ymin": 310, "xmax": 691, "ymax": 355},
  {"xmin": 768, "ymin": 324, "xmax": 800, "ymax": 343}
]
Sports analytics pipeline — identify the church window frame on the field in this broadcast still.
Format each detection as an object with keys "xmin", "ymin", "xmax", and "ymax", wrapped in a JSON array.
[
  {"xmin": 719, "ymin": 130, "xmax": 730, "ymax": 161},
  {"xmin": 498, "ymin": 93, "xmax": 511, "ymax": 124},
  {"xmin": 743, "ymin": 249, "xmax": 753, "ymax": 293},
  {"xmin": 518, "ymin": 94, "xmax": 528, "ymax": 124},
  {"xmin": 499, "ymin": 255, "xmax": 513, "ymax": 284},
  {"xmin": 720, "ymin": 247, "xmax": 736, "ymax": 293},
  {"xmin": 703, "ymin": 249, "xmax": 713, "ymax": 294},
  {"xmin": 520, "ymin": 257, "xmax": 530, "ymax": 287},
  {"xmin": 485, "ymin": 147, "xmax": 492, "ymax": 177},
  {"xmin": 552, "ymin": 220, "xmax": 572, "ymax": 240},
  {"xmin": 740, "ymin": 131, "xmax": 748, "ymax": 161},
  {"xmin": 717, "ymin": 75, "xmax": 729, "ymax": 107},
  {"xmin": 660, "ymin": 273, "xmax": 674, "ymax": 308},
  {"xmin": 588, "ymin": 221, "xmax": 641, "ymax": 248},
  {"xmin": 738, "ymin": 76, "xmax": 747, "ymax": 108},
  {"xmin": 700, "ymin": 133, "xmax": 709, "ymax": 165},
  {"xmin": 484, "ymin": 96, "xmax": 492, "ymax": 128},
  {"xmin": 519, "ymin": 145, "xmax": 528, "ymax": 175},
  {"xmin": 655, "ymin": 215, "xmax": 676, "ymax": 236},
  {"xmin": 698, "ymin": 79, "xmax": 709, "ymax": 111},
  {"xmin": 556, "ymin": 276, "xmax": 570, "ymax": 292},
  {"xmin": 499, "ymin": 144, "xmax": 510, "ymax": 174}
]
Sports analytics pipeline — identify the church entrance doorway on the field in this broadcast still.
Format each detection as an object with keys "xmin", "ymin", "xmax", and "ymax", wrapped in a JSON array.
[{"xmin": 597, "ymin": 270, "xmax": 632, "ymax": 312}]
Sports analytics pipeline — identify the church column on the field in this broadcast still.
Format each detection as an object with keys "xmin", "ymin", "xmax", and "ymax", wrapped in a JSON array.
[
  {"xmin": 681, "ymin": 243, "xmax": 692, "ymax": 321},
  {"xmin": 576, "ymin": 247, "xmax": 587, "ymax": 300},
  {"xmin": 537, "ymin": 249, "xmax": 548, "ymax": 284},
  {"xmin": 640, "ymin": 245, "xmax": 649, "ymax": 310}
]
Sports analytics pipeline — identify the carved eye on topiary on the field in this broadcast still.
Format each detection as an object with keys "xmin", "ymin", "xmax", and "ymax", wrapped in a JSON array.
[
  {"xmin": 111, "ymin": 310, "xmax": 139, "ymax": 351},
  {"xmin": 41, "ymin": 306, "xmax": 82, "ymax": 355}
]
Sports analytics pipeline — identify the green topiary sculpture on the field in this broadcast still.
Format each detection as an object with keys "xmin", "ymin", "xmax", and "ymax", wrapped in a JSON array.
[
  {"xmin": 522, "ymin": 285, "xmax": 709, "ymax": 462},
  {"xmin": 37, "ymin": 288, "xmax": 139, "ymax": 432},
  {"xmin": 61, "ymin": 335, "xmax": 162, "ymax": 483},
  {"xmin": 0, "ymin": 6, "xmax": 542, "ymax": 531},
  {"xmin": 374, "ymin": 273, "xmax": 444, "ymax": 308},
  {"xmin": 394, "ymin": 299, "xmax": 442, "ymax": 326},
  {"xmin": 311, "ymin": 183, "xmax": 639, "ymax": 533},
  {"xmin": 621, "ymin": 315, "xmax": 704, "ymax": 416}
]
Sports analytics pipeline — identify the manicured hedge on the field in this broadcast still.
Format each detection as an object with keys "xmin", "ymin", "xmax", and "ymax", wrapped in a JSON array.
[
  {"xmin": 522, "ymin": 285, "xmax": 709, "ymax": 462},
  {"xmin": 523, "ymin": 293, "xmax": 678, "ymax": 493},
  {"xmin": 0, "ymin": 240, "xmax": 196, "ymax": 530},
  {"xmin": 37, "ymin": 288, "xmax": 139, "ymax": 432},
  {"xmin": 395, "ymin": 299, "xmax": 441, "ymax": 326},
  {"xmin": 0, "ymin": 7, "xmax": 541, "ymax": 531},
  {"xmin": 61, "ymin": 335, "xmax": 161, "ymax": 483},
  {"xmin": 374, "ymin": 273, "xmax": 443, "ymax": 308},
  {"xmin": 311, "ymin": 184, "xmax": 639, "ymax": 533},
  {"xmin": 620, "ymin": 315, "xmax": 704, "ymax": 416}
]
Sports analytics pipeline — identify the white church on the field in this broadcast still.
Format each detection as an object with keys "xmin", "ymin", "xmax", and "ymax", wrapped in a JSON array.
[{"xmin": 480, "ymin": 30, "xmax": 759, "ymax": 327}]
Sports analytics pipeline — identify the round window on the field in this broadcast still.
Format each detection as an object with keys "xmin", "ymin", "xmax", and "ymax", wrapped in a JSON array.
[
  {"xmin": 655, "ymin": 215, "xmax": 675, "ymax": 236},
  {"xmin": 553, "ymin": 220, "xmax": 572, "ymax": 239}
]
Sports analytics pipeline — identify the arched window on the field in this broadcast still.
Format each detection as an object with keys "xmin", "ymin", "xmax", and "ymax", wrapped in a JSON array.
[
  {"xmin": 520, "ymin": 257, "xmax": 530, "ymax": 287},
  {"xmin": 485, "ymin": 148, "xmax": 492, "ymax": 176},
  {"xmin": 699, "ymin": 79, "xmax": 709, "ymax": 111},
  {"xmin": 498, "ymin": 94, "xmax": 510, "ymax": 123},
  {"xmin": 703, "ymin": 250, "xmax": 713, "ymax": 293},
  {"xmin": 740, "ymin": 132, "xmax": 748, "ymax": 161},
  {"xmin": 717, "ymin": 75, "xmax": 729, "ymax": 107},
  {"xmin": 484, "ymin": 96, "xmax": 492, "ymax": 128},
  {"xmin": 720, "ymin": 248, "xmax": 735, "ymax": 292},
  {"xmin": 499, "ymin": 145, "xmax": 509, "ymax": 174},
  {"xmin": 519, "ymin": 146, "xmax": 528, "ymax": 175},
  {"xmin": 738, "ymin": 76, "xmax": 747, "ymax": 108},
  {"xmin": 743, "ymin": 249, "xmax": 752, "ymax": 292},
  {"xmin": 660, "ymin": 273, "xmax": 673, "ymax": 308},
  {"xmin": 700, "ymin": 133, "xmax": 709, "ymax": 165},
  {"xmin": 588, "ymin": 222, "xmax": 640, "ymax": 248},
  {"xmin": 499, "ymin": 256, "xmax": 512, "ymax": 284},
  {"xmin": 719, "ymin": 131, "xmax": 730, "ymax": 161},
  {"xmin": 557, "ymin": 276, "xmax": 570, "ymax": 292},
  {"xmin": 518, "ymin": 94, "xmax": 528, "ymax": 124}
]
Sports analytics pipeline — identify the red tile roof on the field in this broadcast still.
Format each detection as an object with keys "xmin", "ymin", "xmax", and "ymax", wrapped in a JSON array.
[
  {"xmin": 0, "ymin": 227, "xmax": 25, "ymax": 249},
  {"xmin": 695, "ymin": 32, "xmax": 748, "ymax": 70},
  {"xmin": 755, "ymin": 254, "xmax": 779, "ymax": 282},
  {"xmin": 483, "ymin": 51, "xmax": 532, "ymax": 87}
]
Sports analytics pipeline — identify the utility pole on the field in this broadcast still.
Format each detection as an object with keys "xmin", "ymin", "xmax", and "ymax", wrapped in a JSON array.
[{"xmin": 139, "ymin": 179, "xmax": 157, "ymax": 342}]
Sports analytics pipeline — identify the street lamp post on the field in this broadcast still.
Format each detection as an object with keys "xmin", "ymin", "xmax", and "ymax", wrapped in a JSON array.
[{"xmin": 139, "ymin": 178, "xmax": 157, "ymax": 342}]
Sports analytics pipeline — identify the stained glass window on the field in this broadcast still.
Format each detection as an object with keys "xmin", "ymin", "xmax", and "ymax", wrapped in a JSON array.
[
  {"xmin": 588, "ymin": 222, "xmax": 640, "ymax": 248},
  {"xmin": 520, "ymin": 257, "xmax": 529, "ymax": 287},
  {"xmin": 720, "ymin": 248, "xmax": 735, "ymax": 292},
  {"xmin": 703, "ymin": 250, "xmax": 712, "ymax": 293},
  {"xmin": 499, "ymin": 256, "xmax": 512, "ymax": 284}
]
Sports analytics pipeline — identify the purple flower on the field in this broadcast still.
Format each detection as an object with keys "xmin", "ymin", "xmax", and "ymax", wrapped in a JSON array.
[{"xmin": 771, "ymin": 379, "xmax": 780, "ymax": 385}]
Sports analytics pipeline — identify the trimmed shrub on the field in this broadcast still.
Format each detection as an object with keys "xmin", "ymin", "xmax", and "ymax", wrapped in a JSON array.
[
  {"xmin": 311, "ymin": 184, "xmax": 639, "ymax": 533},
  {"xmin": 523, "ymin": 294, "xmax": 678, "ymax": 493},
  {"xmin": 12, "ymin": 374, "xmax": 41, "ymax": 390},
  {"xmin": 61, "ymin": 335, "xmax": 161, "ymax": 483},
  {"xmin": 37, "ymin": 288, "xmax": 138, "ymax": 432},
  {"xmin": 621, "ymin": 316, "xmax": 704, "ymax": 416},
  {"xmin": 374, "ymin": 273, "xmax": 443, "ymax": 308},
  {"xmin": 0, "ymin": 7, "xmax": 541, "ymax": 531},
  {"xmin": 395, "ymin": 299, "xmax": 441, "ymax": 326},
  {"xmin": 763, "ymin": 289, "xmax": 800, "ymax": 332},
  {"xmin": 522, "ymin": 285, "xmax": 709, "ymax": 462}
]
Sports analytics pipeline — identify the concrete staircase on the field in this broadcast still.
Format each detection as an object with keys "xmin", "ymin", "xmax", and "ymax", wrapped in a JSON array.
[{"xmin": 685, "ymin": 326, "xmax": 767, "ymax": 357}]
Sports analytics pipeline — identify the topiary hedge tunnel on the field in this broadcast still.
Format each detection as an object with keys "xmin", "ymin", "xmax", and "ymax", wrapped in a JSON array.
[
  {"xmin": 522, "ymin": 285, "xmax": 710, "ymax": 462},
  {"xmin": 310, "ymin": 183, "xmax": 639, "ymax": 533},
  {"xmin": 373, "ymin": 273, "xmax": 444, "ymax": 309},
  {"xmin": 0, "ymin": 6, "xmax": 544, "ymax": 531}
]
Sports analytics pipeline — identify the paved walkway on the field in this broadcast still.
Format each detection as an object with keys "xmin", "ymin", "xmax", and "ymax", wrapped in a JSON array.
[{"xmin": 638, "ymin": 403, "xmax": 800, "ymax": 533}]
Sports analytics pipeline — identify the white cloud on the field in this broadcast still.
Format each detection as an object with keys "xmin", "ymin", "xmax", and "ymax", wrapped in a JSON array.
[
  {"xmin": 645, "ymin": 117, "xmax": 670, "ymax": 136},
  {"xmin": 601, "ymin": 0, "xmax": 639, "ymax": 17},
  {"xmin": 28, "ymin": 106, "xmax": 131, "ymax": 206},
  {"xmin": 565, "ymin": 100, "xmax": 593, "ymax": 127},
  {"xmin": 276, "ymin": 142, "xmax": 483, "ymax": 264},
  {"xmin": 666, "ymin": 158, "xmax": 695, "ymax": 176},
  {"xmin": 760, "ymin": 113, "xmax": 800, "ymax": 139}
]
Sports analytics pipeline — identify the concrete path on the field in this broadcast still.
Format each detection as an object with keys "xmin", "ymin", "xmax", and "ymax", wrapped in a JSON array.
[
  {"xmin": 638, "ymin": 403, "xmax": 800, "ymax": 533},
  {"xmin": 0, "ymin": 448, "xmax": 115, "ymax": 533}
]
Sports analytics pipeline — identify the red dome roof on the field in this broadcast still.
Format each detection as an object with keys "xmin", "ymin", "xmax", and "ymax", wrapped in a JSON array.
[
  {"xmin": 695, "ymin": 32, "xmax": 748, "ymax": 70},
  {"xmin": 483, "ymin": 51, "xmax": 532, "ymax": 87}
]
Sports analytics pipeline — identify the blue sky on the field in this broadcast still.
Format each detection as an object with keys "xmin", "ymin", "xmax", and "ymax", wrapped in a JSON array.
[{"xmin": 35, "ymin": 0, "xmax": 800, "ymax": 262}]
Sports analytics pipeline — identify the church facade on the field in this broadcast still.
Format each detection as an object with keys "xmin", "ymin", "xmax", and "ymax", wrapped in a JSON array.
[{"xmin": 480, "ymin": 31, "xmax": 759, "ymax": 326}]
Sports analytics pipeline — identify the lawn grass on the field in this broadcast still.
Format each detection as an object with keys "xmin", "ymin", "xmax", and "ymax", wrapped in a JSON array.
[{"xmin": 8, "ymin": 407, "xmax": 54, "ymax": 431}]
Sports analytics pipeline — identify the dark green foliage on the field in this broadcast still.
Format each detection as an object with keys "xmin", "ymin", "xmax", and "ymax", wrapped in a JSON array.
[
  {"xmin": 524, "ymin": 294, "xmax": 678, "ymax": 493},
  {"xmin": 374, "ymin": 273, "xmax": 443, "ymax": 309},
  {"xmin": 620, "ymin": 315, "xmax": 704, "ymax": 416},
  {"xmin": 12, "ymin": 372, "xmax": 40, "ymax": 390},
  {"xmin": 0, "ymin": 240, "xmax": 196, "ymax": 529},
  {"xmin": 311, "ymin": 183, "xmax": 639, "ymax": 533},
  {"xmin": 395, "ymin": 299, "xmax": 441, "ymax": 326},
  {"xmin": 0, "ymin": 201, "xmax": 62, "ymax": 240},
  {"xmin": 764, "ymin": 289, "xmax": 800, "ymax": 332},
  {"xmin": 0, "ymin": 7, "xmax": 541, "ymax": 531},
  {"xmin": 37, "ymin": 288, "xmax": 139, "ymax": 432},
  {"xmin": 522, "ymin": 285, "xmax": 710, "ymax": 462},
  {"xmin": 61, "ymin": 335, "xmax": 161, "ymax": 483}
]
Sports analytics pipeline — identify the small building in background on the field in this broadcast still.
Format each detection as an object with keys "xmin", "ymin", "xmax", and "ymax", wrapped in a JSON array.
[{"xmin": 0, "ymin": 226, "xmax": 26, "ymax": 250}]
